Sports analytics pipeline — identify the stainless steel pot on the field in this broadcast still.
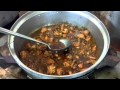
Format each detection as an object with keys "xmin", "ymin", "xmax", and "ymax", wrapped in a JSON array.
[{"xmin": 7, "ymin": 11, "xmax": 110, "ymax": 79}]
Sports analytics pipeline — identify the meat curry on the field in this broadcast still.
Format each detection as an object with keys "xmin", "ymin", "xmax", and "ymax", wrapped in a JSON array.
[{"xmin": 20, "ymin": 22, "xmax": 98, "ymax": 75}]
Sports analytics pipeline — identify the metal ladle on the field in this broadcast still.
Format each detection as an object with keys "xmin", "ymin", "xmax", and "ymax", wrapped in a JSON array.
[{"xmin": 0, "ymin": 27, "xmax": 72, "ymax": 53}]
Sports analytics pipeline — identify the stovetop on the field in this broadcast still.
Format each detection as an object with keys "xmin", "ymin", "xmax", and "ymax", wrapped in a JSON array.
[{"xmin": 0, "ymin": 11, "xmax": 120, "ymax": 79}]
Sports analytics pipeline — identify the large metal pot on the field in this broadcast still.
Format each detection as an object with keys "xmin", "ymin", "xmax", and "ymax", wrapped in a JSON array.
[{"xmin": 8, "ymin": 11, "xmax": 110, "ymax": 79}]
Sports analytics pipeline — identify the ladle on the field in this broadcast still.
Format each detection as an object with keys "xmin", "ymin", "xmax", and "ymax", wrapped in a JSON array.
[{"xmin": 0, "ymin": 27, "xmax": 72, "ymax": 53}]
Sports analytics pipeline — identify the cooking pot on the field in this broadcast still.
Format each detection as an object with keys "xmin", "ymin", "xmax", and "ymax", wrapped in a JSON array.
[{"xmin": 7, "ymin": 11, "xmax": 110, "ymax": 79}]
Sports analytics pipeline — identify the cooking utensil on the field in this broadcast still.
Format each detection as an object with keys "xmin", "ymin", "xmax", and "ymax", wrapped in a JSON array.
[{"xmin": 0, "ymin": 27, "xmax": 71, "ymax": 53}]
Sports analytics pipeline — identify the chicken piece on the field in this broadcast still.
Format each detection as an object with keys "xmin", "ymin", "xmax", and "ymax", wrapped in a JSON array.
[
  {"xmin": 57, "ymin": 57, "xmax": 61, "ymax": 60},
  {"xmin": 67, "ymin": 54, "xmax": 73, "ymax": 60},
  {"xmin": 31, "ymin": 45, "xmax": 37, "ymax": 49},
  {"xmin": 48, "ymin": 27, "xmax": 52, "ymax": 31},
  {"xmin": 44, "ymin": 36, "xmax": 49, "ymax": 41},
  {"xmin": 69, "ymin": 31, "xmax": 74, "ymax": 34},
  {"xmin": 92, "ymin": 45, "xmax": 97, "ymax": 52},
  {"xmin": 54, "ymin": 31, "xmax": 60, "ymax": 36},
  {"xmin": 86, "ymin": 60, "xmax": 96, "ymax": 64},
  {"xmin": 68, "ymin": 71, "xmax": 73, "ymax": 75},
  {"xmin": 85, "ymin": 36, "xmax": 91, "ymax": 42},
  {"xmin": 46, "ymin": 59, "xmax": 55, "ymax": 65},
  {"xmin": 57, "ymin": 68, "xmax": 63, "ymax": 75},
  {"xmin": 73, "ymin": 42, "xmax": 80, "ymax": 47},
  {"xmin": 83, "ymin": 30, "xmax": 89, "ymax": 36},
  {"xmin": 26, "ymin": 43, "xmax": 36, "ymax": 50},
  {"xmin": 88, "ymin": 56, "xmax": 96, "ymax": 60},
  {"xmin": 78, "ymin": 63, "xmax": 83, "ymax": 69},
  {"xmin": 62, "ymin": 34, "xmax": 67, "ymax": 38},
  {"xmin": 47, "ymin": 65, "xmax": 56, "ymax": 74},
  {"xmin": 63, "ymin": 61, "xmax": 71, "ymax": 67},
  {"xmin": 77, "ymin": 34, "xmax": 85, "ymax": 39},
  {"xmin": 62, "ymin": 28, "xmax": 69, "ymax": 34},
  {"xmin": 61, "ymin": 24, "xmax": 64, "ymax": 31},
  {"xmin": 59, "ymin": 33, "xmax": 62, "ymax": 36},
  {"xmin": 87, "ymin": 51, "xmax": 90, "ymax": 55},
  {"xmin": 49, "ymin": 38, "xmax": 54, "ymax": 43},
  {"xmin": 90, "ymin": 60, "xmax": 96, "ymax": 64},
  {"xmin": 72, "ymin": 65, "xmax": 77, "ymax": 69},
  {"xmin": 20, "ymin": 51, "xmax": 27, "ymax": 59},
  {"xmin": 55, "ymin": 54, "xmax": 59, "ymax": 57},
  {"xmin": 80, "ymin": 50, "xmax": 85, "ymax": 55},
  {"xmin": 41, "ymin": 27, "xmax": 48, "ymax": 33},
  {"xmin": 27, "ymin": 43, "xmax": 37, "ymax": 50},
  {"xmin": 70, "ymin": 26, "xmax": 74, "ymax": 30},
  {"xmin": 75, "ymin": 55, "xmax": 80, "ymax": 59}
]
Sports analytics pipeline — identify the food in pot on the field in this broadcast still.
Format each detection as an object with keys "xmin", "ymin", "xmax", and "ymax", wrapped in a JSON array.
[{"xmin": 19, "ymin": 22, "xmax": 98, "ymax": 75}]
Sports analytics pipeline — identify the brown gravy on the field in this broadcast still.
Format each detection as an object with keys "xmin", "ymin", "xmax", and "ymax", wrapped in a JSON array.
[{"xmin": 19, "ymin": 22, "xmax": 98, "ymax": 75}]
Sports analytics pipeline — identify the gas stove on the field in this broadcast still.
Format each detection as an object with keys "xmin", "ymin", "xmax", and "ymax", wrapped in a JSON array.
[{"xmin": 0, "ymin": 11, "xmax": 120, "ymax": 79}]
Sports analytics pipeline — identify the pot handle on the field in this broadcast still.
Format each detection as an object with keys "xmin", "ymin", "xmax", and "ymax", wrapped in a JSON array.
[{"xmin": 95, "ymin": 47, "xmax": 120, "ymax": 69}]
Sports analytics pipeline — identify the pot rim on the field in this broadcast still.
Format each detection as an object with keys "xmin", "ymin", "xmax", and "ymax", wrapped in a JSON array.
[{"xmin": 8, "ymin": 11, "xmax": 110, "ymax": 79}]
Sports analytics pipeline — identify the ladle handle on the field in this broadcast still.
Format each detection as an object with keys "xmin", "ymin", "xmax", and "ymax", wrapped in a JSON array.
[{"xmin": 0, "ymin": 27, "xmax": 49, "ymax": 47}]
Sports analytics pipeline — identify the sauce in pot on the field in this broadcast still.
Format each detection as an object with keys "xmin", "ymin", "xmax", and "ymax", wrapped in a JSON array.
[
  {"xmin": 50, "ymin": 42, "xmax": 66, "ymax": 50},
  {"xmin": 19, "ymin": 22, "xmax": 98, "ymax": 75}
]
